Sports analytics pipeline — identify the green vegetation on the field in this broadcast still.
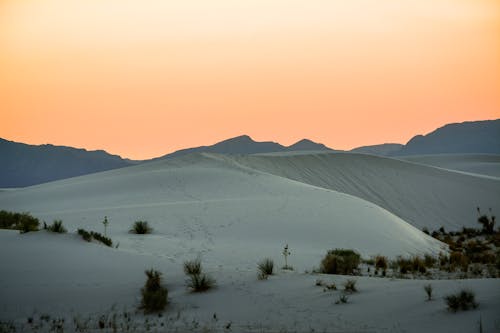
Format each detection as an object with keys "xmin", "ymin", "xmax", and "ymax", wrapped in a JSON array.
[
  {"xmin": 445, "ymin": 290, "xmax": 478, "ymax": 312},
  {"xmin": 77, "ymin": 228, "xmax": 113, "ymax": 247},
  {"xmin": 183, "ymin": 258, "xmax": 215, "ymax": 292},
  {"xmin": 140, "ymin": 269, "xmax": 168, "ymax": 313},
  {"xmin": 47, "ymin": 220, "xmax": 67, "ymax": 233},
  {"xmin": 257, "ymin": 258, "xmax": 274, "ymax": 280},
  {"xmin": 0, "ymin": 210, "xmax": 39, "ymax": 233},
  {"xmin": 130, "ymin": 220, "xmax": 152, "ymax": 234},
  {"xmin": 320, "ymin": 249, "xmax": 361, "ymax": 275}
]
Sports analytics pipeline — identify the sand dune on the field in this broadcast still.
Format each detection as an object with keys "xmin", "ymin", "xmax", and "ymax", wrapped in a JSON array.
[
  {"xmin": 399, "ymin": 154, "xmax": 500, "ymax": 178},
  {"xmin": 232, "ymin": 152, "xmax": 500, "ymax": 230}
]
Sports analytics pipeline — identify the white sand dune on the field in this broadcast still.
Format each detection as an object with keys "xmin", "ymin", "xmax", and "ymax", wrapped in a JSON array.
[
  {"xmin": 399, "ymin": 154, "xmax": 500, "ymax": 178},
  {"xmin": 1, "ymin": 152, "xmax": 498, "ymax": 332},
  {"xmin": 232, "ymin": 152, "xmax": 500, "ymax": 230},
  {"xmin": 0, "ymin": 153, "xmax": 444, "ymax": 264}
]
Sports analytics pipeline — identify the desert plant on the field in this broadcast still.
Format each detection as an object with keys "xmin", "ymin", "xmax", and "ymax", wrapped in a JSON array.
[
  {"xmin": 186, "ymin": 273, "xmax": 215, "ymax": 292},
  {"xmin": 130, "ymin": 220, "xmax": 152, "ymax": 234},
  {"xmin": 320, "ymin": 249, "xmax": 361, "ymax": 275},
  {"xmin": 257, "ymin": 258, "xmax": 274, "ymax": 279},
  {"xmin": 375, "ymin": 255, "xmax": 388, "ymax": 271},
  {"xmin": 424, "ymin": 284, "xmax": 433, "ymax": 301},
  {"xmin": 445, "ymin": 289, "xmax": 478, "ymax": 312},
  {"xmin": 282, "ymin": 244, "xmax": 292, "ymax": 269},
  {"xmin": 477, "ymin": 207, "xmax": 495, "ymax": 234},
  {"xmin": 47, "ymin": 220, "xmax": 67, "ymax": 233},
  {"xmin": 335, "ymin": 294, "xmax": 349, "ymax": 304},
  {"xmin": 183, "ymin": 258, "xmax": 215, "ymax": 292},
  {"xmin": 343, "ymin": 279, "xmax": 357, "ymax": 293},
  {"xmin": 90, "ymin": 231, "xmax": 113, "ymax": 247},
  {"xmin": 140, "ymin": 269, "xmax": 168, "ymax": 313},
  {"xmin": 183, "ymin": 259, "xmax": 202, "ymax": 276},
  {"xmin": 102, "ymin": 216, "xmax": 109, "ymax": 236},
  {"xmin": 77, "ymin": 228, "xmax": 92, "ymax": 242}
]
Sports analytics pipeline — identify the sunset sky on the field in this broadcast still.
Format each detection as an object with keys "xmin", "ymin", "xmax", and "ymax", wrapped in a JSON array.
[{"xmin": 1, "ymin": 0, "xmax": 499, "ymax": 159}]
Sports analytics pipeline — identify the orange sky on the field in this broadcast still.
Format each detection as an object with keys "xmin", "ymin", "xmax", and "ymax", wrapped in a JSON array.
[{"xmin": 1, "ymin": 0, "xmax": 499, "ymax": 159}]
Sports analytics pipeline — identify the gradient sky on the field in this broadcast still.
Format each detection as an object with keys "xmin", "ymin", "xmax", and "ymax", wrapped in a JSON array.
[{"xmin": 1, "ymin": 0, "xmax": 499, "ymax": 159}]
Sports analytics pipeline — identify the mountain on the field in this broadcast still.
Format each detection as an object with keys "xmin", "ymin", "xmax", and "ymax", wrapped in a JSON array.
[
  {"xmin": 350, "ymin": 119, "xmax": 500, "ymax": 156},
  {"xmin": 350, "ymin": 143, "xmax": 403, "ymax": 156},
  {"xmin": 396, "ymin": 119, "xmax": 500, "ymax": 155},
  {"xmin": 0, "ymin": 138, "xmax": 135, "ymax": 188},
  {"xmin": 155, "ymin": 135, "xmax": 331, "ymax": 160},
  {"xmin": 286, "ymin": 139, "xmax": 332, "ymax": 151}
]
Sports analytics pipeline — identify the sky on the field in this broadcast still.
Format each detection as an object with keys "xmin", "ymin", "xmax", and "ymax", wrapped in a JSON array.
[{"xmin": 1, "ymin": 0, "xmax": 499, "ymax": 159}]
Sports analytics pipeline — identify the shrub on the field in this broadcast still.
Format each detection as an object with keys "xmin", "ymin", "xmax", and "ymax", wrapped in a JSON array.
[
  {"xmin": 375, "ymin": 255, "xmax": 388, "ymax": 271},
  {"xmin": 335, "ymin": 294, "xmax": 348, "ymax": 304},
  {"xmin": 477, "ymin": 208, "xmax": 495, "ymax": 234},
  {"xmin": 320, "ymin": 249, "xmax": 361, "ymax": 275},
  {"xmin": 183, "ymin": 259, "xmax": 215, "ymax": 292},
  {"xmin": 90, "ymin": 231, "xmax": 113, "ymax": 247},
  {"xmin": 445, "ymin": 290, "xmax": 478, "ymax": 312},
  {"xmin": 47, "ymin": 220, "xmax": 67, "ymax": 233},
  {"xmin": 131, "ymin": 221, "xmax": 152, "ymax": 234},
  {"xmin": 343, "ymin": 279, "xmax": 357, "ymax": 293},
  {"xmin": 0, "ymin": 211, "xmax": 40, "ymax": 233},
  {"xmin": 77, "ymin": 229, "xmax": 112, "ymax": 246},
  {"xmin": 423, "ymin": 254, "xmax": 437, "ymax": 268},
  {"xmin": 186, "ymin": 273, "xmax": 215, "ymax": 292},
  {"xmin": 257, "ymin": 258, "xmax": 274, "ymax": 280},
  {"xmin": 140, "ymin": 269, "xmax": 168, "ymax": 313},
  {"xmin": 424, "ymin": 284, "xmax": 433, "ymax": 301},
  {"xmin": 77, "ymin": 229, "xmax": 92, "ymax": 242},
  {"xmin": 183, "ymin": 259, "xmax": 202, "ymax": 276}
]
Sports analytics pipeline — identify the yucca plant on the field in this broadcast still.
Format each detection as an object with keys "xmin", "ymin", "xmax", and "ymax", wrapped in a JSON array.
[
  {"xmin": 140, "ymin": 269, "xmax": 168, "ymax": 313},
  {"xmin": 257, "ymin": 258, "xmax": 274, "ymax": 280},
  {"xmin": 47, "ymin": 220, "xmax": 67, "ymax": 233},
  {"xmin": 131, "ymin": 221, "xmax": 152, "ymax": 234}
]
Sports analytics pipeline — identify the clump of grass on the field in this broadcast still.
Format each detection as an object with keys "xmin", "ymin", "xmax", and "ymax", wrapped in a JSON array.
[
  {"xmin": 77, "ymin": 228, "xmax": 92, "ymax": 242},
  {"xmin": 186, "ymin": 273, "xmax": 215, "ymax": 292},
  {"xmin": 183, "ymin": 258, "xmax": 215, "ymax": 292},
  {"xmin": 257, "ymin": 258, "xmax": 274, "ymax": 280},
  {"xmin": 424, "ymin": 284, "xmax": 433, "ymax": 301},
  {"xmin": 445, "ymin": 289, "xmax": 478, "ymax": 312},
  {"xmin": 183, "ymin": 259, "xmax": 202, "ymax": 276},
  {"xmin": 0, "ymin": 210, "xmax": 40, "ymax": 233},
  {"xmin": 140, "ymin": 269, "xmax": 168, "ymax": 313},
  {"xmin": 320, "ymin": 249, "xmax": 361, "ymax": 275},
  {"xmin": 47, "ymin": 220, "xmax": 67, "ymax": 233},
  {"xmin": 335, "ymin": 294, "xmax": 349, "ymax": 304},
  {"xmin": 130, "ymin": 221, "xmax": 152, "ymax": 234},
  {"xmin": 77, "ymin": 228, "xmax": 112, "ymax": 247},
  {"xmin": 343, "ymin": 279, "xmax": 357, "ymax": 293}
]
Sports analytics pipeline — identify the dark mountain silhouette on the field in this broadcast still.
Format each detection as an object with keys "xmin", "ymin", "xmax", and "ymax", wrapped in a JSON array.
[
  {"xmin": 350, "ymin": 143, "xmax": 403, "ymax": 156},
  {"xmin": 396, "ymin": 119, "xmax": 500, "ymax": 155},
  {"xmin": 0, "ymin": 138, "xmax": 135, "ymax": 188},
  {"xmin": 154, "ymin": 135, "xmax": 331, "ymax": 160},
  {"xmin": 350, "ymin": 119, "xmax": 500, "ymax": 156}
]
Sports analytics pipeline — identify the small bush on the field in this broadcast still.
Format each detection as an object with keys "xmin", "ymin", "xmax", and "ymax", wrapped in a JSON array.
[
  {"xmin": 375, "ymin": 255, "xmax": 388, "ymax": 271},
  {"xmin": 445, "ymin": 290, "xmax": 478, "ymax": 312},
  {"xmin": 77, "ymin": 229, "xmax": 112, "ymax": 246},
  {"xmin": 320, "ymin": 249, "xmax": 361, "ymax": 275},
  {"xmin": 140, "ymin": 269, "xmax": 168, "ymax": 313},
  {"xmin": 343, "ymin": 279, "xmax": 357, "ymax": 293},
  {"xmin": 183, "ymin": 259, "xmax": 202, "ymax": 276},
  {"xmin": 335, "ymin": 294, "xmax": 348, "ymax": 304},
  {"xmin": 424, "ymin": 284, "xmax": 433, "ymax": 301},
  {"xmin": 183, "ymin": 258, "xmax": 215, "ymax": 292},
  {"xmin": 131, "ymin": 221, "xmax": 152, "ymax": 234},
  {"xmin": 47, "ymin": 220, "xmax": 67, "ymax": 233},
  {"xmin": 187, "ymin": 273, "xmax": 215, "ymax": 292},
  {"xmin": 90, "ymin": 231, "xmax": 113, "ymax": 247},
  {"xmin": 0, "ymin": 210, "xmax": 40, "ymax": 233},
  {"xmin": 257, "ymin": 258, "xmax": 274, "ymax": 280},
  {"xmin": 77, "ymin": 229, "xmax": 92, "ymax": 242}
]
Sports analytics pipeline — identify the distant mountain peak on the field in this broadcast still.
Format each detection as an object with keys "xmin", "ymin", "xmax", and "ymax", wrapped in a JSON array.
[{"xmin": 287, "ymin": 138, "xmax": 331, "ymax": 151}]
